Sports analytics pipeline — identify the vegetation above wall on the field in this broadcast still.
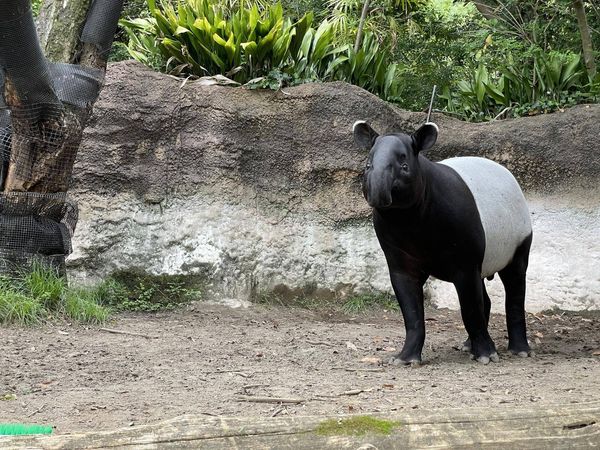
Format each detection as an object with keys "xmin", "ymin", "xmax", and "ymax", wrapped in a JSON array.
[{"xmin": 115, "ymin": 0, "xmax": 599, "ymax": 121}]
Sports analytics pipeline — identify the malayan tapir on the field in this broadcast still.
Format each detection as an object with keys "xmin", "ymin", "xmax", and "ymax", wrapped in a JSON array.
[{"xmin": 354, "ymin": 121, "xmax": 533, "ymax": 365}]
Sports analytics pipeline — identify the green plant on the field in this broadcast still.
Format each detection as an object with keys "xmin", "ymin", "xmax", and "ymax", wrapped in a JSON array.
[
  {"xmin": 341, "ymin": 291, "xmax": 398, "ymax": 314},
  {"xmin": 0, "ymin": 263, "xmax": 110, "ymax": 325},
  {"xmin": 441, "ymin": 50, "xmax": 589, "ymax": 121},
  {"xmin": 390, "ymin": 0, "xmax": 482, "ymax": 110},
  {"xmin": 24, "ymin": 262, "xmax": 66, "ymax": 311},
  {"xmin": 31, "ymin": 0, "xmax": 42, "ymax": 17},
  {"xmin": 122, "ymin": 0, "xmax": 315, "ymax": 80},
  {"xmin": 121, "ymin": 0, "xmax": 399, "ymax": 99},
  {"xmin": 0, "ymin": 289, "xmax": 45, "ymax": 325},
  {"xmin": 63, "ymin": 289, "xmax": 110, "ymax": 324},
  {"xmin": 99, "ymin": 271, "xmax": 204, "ymax": 312},
  {"xmin": 108, "ymin": 41, "xmax": 134, "ymax": 62},
  {"xmin": 325, "ymin": 32, "xmax": 398, "ymax": 99}
]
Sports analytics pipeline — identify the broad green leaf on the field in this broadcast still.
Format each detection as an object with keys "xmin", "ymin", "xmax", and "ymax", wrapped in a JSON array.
[
  {"xmin": 291, "ymin": 12, "xmax": 313, "ymax": 59},
  {"xmin": 483, "ymin": 81, "xmax": 506, "ymax": 105},
  {"xmin": 193, "ymin": 17, "xmax": 213, "ymax": 34},
  {"xmin": 325, "ymin": 54, "xmax": 348, "ymax": 77},
  {"xmin": 241, "ymin": 41, "xmax": 258, "ymax": 56},
  {"xmin": 298, "ymin": 28, "xmax": 314, "ymax": 59},
  {"xmin": 175, "ymin": 26, "xmax": 191, "ymax": 35}
]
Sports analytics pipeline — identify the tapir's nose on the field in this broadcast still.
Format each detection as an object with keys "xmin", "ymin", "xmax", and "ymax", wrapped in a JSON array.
[{"xmin": 364, "ymin": 171, "xmax": 392, "ymax": 208}]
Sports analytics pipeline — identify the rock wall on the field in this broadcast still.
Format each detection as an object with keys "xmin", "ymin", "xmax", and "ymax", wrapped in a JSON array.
[{"xmin": 68, "ymin": 61, "xmax": 600, "ymax": 312}]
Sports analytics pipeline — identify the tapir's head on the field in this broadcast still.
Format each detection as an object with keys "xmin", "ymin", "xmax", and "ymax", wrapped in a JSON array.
[{"xmin": 354, "ymin": 121, "xmax": 438, "ymax": 209}]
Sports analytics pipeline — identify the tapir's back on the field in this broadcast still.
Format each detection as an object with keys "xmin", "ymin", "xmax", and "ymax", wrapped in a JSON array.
[{"xmin": 439, "ymin": 157, "xmax": 532, "ymax": 278}]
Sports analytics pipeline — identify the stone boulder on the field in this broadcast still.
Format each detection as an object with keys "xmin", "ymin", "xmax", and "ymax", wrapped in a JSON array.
[{"xmin": 69, "ymin": 60, "xmax": 600, "ymax": 311}]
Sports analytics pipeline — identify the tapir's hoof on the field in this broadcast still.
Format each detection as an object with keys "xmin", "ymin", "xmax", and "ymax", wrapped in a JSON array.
[
  {"xmin": 511, "ymin": 349, "xmax": 535, "ymax": 358},
  {"xmin": 471, "ymin": 352, "xmax": 499, "ymax": 364},
  {"xmin": 389, "ymin": 354, "xmax": 421, "ymax": 367},
  {"xmin": 460, "ymin": 338, "xmax": 471, "ymax": 352}
]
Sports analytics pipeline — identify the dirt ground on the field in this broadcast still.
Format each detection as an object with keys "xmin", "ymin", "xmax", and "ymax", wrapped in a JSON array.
[{"xmin": 1, "ymin": 301, "xmax": 599, "ymax": 435}]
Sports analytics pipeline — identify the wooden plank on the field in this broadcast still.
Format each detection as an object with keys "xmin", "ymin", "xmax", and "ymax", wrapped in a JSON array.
[{"xmin": 1, "ymin": 401, "xmax": 598, "ymax": 449}]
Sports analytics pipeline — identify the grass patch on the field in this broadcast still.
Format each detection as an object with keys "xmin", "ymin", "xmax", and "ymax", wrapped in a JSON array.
[
  {"xmin": 316, "ymin": 416, "xmax": 401, "ymax": 436},
  {"xmin": 0, "ymin": 262, "xmax": 110, "ymax": 325},
  {"xmin": 0, "ymin": 265, "xmax": 207, "ymax": 324},
  {"xmin": 253, "ymin": 286, "xmax": 399, "ymax": 315},
  {"xmin": 342, "ymin": 292, "xmax": 399, "ymax": 314},
  {"xmin": 97, "ymin": 271, "xmax": 204, "ymax": 312}
]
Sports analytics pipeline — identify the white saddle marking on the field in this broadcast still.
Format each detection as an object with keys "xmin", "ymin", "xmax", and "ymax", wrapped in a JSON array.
[{"xmin": 440, "ymin": 157, "xmax": 532, "ymax": 278}]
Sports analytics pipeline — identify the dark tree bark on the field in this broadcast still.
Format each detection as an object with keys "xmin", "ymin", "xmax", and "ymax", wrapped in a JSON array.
[
  {"xmin": 0, "ymin": 0, "xmax": 123, "ymax": 267},
  {"xmin": 354, "ymin": 0, "xmax": 371, "ymax": 53},
  {"xmin": 2, "ymin": 0, "xmax": 122, "ymax": 193},
  {"xmin": 36, "ymin": 0, "xmax": 92, "ymax": 63},
  {"xmin": 573, "ymin": 0, "xmax": 597, "ymax": 78}
]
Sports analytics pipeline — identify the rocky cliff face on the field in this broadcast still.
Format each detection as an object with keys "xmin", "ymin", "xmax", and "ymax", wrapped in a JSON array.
[{"xmin": 68, "ymin": 60, "xmax": 600, "ymax": 311}]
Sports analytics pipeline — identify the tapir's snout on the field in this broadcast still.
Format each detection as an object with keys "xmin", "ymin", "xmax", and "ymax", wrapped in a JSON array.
[{"xmin": 363, "ymin": 169, "xmax": 393, "ymax": 209}]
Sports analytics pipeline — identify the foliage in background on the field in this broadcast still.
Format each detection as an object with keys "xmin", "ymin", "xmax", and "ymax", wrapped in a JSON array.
[
  {"xmin": 390, "ymin": 0, "xmax": 482, "ymax": 109},
  {"xmin": 31, "ymin": 0, "xmax": 42, "ymax": 16},
  {"xmin": 440, "ymin": 51, "xmax": 594, "ymax": 121},
  {"xmin": 120, "ymin": 0, "xmax": 398, "ymax": 99},
  {"xmin": 116, "ymin": 0, "xmax": 598, "ymax": 120},
  {"xmin": 0, "ymin": 262, "xmax": 108, "ymax": 325},
  {"xmin": 440, "ymin": 0, "xmax": 599, "ymax": 121}
]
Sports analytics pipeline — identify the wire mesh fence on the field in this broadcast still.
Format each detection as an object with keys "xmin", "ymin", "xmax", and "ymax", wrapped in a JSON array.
[{"xmin": 0, "ymin": 0, "xmax": 122, "ymax": 272}]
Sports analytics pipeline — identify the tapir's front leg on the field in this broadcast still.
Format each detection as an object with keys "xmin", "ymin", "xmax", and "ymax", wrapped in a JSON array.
[
  {"xmin": 454, "ymin": 268, "xmax": 499, "ymax": 364},
  {"xmin": 388, "ymin": 271, "xmax": 426, "ymax": 365}
]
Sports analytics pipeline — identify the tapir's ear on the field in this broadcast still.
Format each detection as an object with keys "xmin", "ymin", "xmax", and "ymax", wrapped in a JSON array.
[
  {"xmin": 353, "ymin": 120, "xmax": 379, "ymax": 149},
  {"xmin": 412, "ymin": 122, "xmax": 438, "ymax": 152}
]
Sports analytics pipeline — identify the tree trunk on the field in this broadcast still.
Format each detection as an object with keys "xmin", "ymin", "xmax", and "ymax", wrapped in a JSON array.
[
  {"xmin": 573, "ymin": 0, "xmax": 597, "ymax": 79},
  {"xmin": 36, "ymin": 0, "xmax": 92, "ymax": 63},
  {"xmin": 354, "ymin": 0, "xmax": 370, "ymax": 53},
  {"xmin": 0, "ymin": 0, "xmax": 122, "ymax": 267},
  {"xmin": 469, "ymin": 1, "xmax": 498, "ymax": 21},
  {"xmin": 3, "ymin": 0, "xmax": 121, "ymax": 193}
]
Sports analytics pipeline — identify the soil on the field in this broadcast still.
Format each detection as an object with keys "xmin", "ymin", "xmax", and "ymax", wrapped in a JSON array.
[{"xmin": 1, "ymin": 301, "xmax": 599, "ymax": 435}]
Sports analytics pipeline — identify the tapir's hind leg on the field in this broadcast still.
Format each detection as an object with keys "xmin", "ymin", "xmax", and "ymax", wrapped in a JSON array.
[
  {"xmin": 460, "ymin": 280, "xmax": 491, "ymax": 352},
  {"xmin": 499, "ymin": 233, "xmax": 533, "ymax": 357},
  {"xmin": 454, "ymin": 268, "xmax": 499, "ymax": 364}
]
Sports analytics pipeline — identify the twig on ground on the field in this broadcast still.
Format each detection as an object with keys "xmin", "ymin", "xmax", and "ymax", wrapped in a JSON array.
[
  {"xmin": 271, "ymin": 406, "xmax": 286, "ymax": 417},
  {"xmin": 306, "ymin": 340, "xmax": 334, "ymax": 347},
  {"xmin": 27, "ymin": 404, "xmax": 46, "ymax": 417},
  {"xmin": 99, "ymin": 328, "xmax": 158, "ymax": 339},
  {"xmin": 235, "ymin": 395, "xmax": 305, "ymax": 404},
  {"xmin": 210, "ymin": 370, "xmax": 253, "ymax": 378},
  {"xmin": 331, "ymin": 367, "xmax": 385, "ymax": 373},
  {"xmin": 317, "ymin": 388, "xmax": 374, "ymax": 399},
  {"xmin": 243, "ymin": 384, "xmax": 270, "ymax": 391}
]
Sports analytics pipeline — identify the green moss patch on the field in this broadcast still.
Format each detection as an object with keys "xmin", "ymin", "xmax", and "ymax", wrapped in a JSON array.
[
  {"xmin": 100, "ymin": 271, "xmax": 206, "ymax": 312},
  {"xmin": 316, "ymin": 416, "xmax": 401, "ymax": 436}
]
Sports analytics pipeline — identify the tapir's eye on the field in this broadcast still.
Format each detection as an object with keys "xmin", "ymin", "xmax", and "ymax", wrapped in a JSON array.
[
  {"xmin": 365, "ymin": 162, "xmax": 372, "ymax": 170},
  {"xmin": 400, "ymin": 163, "xmax": 409, "ymax": 171}
]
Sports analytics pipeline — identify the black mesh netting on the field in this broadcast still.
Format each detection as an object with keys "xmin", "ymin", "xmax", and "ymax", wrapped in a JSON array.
[
  {"xmin": 0, "ymin": 0, "xmax": 121, "ymax": 270},
  {"xmin": 81, "ymin": 0, "xmax": 124, "ymax": 56},
  {"xmin": 0, "ymin": 192, "xmax": 78, "ymax": 255}
]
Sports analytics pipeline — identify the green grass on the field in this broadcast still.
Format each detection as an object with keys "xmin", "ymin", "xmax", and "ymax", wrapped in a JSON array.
[
  {"xmin": 341, "ymin": 293, "xmax": 399, "ymax": 314},
  {"xmin": 97, "ymin": 271, "xmax": 205, "ymax": 312},
  {"xmin": 252, "ymin": 286, "xmax": 399, "ymax": 315},
  {"xmin": 0, "ymin": 262, "xmax": 109, "ymax": 325},
  {"xmin": 0, "ymin": 264, "xmax": 207, "ymax": 324},
  {"xmin": 316, "ymin": 416, "xmax": 401, "ymax": 436},
  {"xmin": 63, "ymin": 289, "xmax": 109, "ymax": 324}
]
